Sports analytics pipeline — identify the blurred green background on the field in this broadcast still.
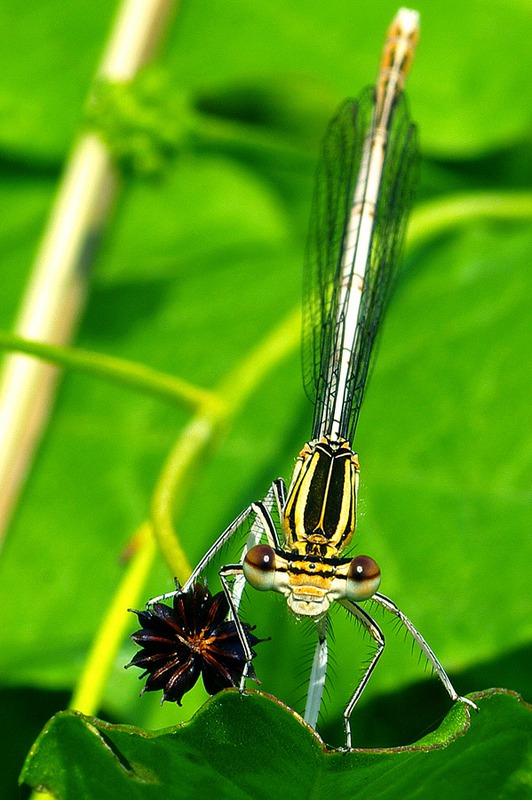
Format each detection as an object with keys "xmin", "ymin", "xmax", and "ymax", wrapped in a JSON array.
[{"xmin": 0, "ymin": 0, "xmax": 530, "ymax": 796}]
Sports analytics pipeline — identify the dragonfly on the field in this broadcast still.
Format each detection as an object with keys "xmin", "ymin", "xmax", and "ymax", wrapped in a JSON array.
[{"xmin": 143, "ymin": 7, "xmax": 478, "ymax": 748}]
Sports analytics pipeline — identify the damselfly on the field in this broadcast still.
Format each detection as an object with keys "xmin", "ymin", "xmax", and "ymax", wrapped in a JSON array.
[{"xmin": 143, "ymin": 7, "xmax": 477, "ymax": 747}]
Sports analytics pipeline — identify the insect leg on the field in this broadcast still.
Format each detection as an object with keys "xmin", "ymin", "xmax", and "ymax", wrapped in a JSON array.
[
  {"xmin": 232, "ymin": 481, "xmax": 285, "ymax": 611},
  {"xmin": 372, "ymin": 592, "xmax": 478, "ymax": 711},
  {"xmin": 339, "ymin": 599, "xmax": 386, "ymax": 749},
  {"xmin": 145, "ymin": 504, "xmax": 254, "ymax": 606},
  {"xmin": 219, "ymin": 563, "xmax": 259, "ymax": 690},
  {"xmin": 217, "ymin": 482, "xmax": 285, "ymax": 688}
]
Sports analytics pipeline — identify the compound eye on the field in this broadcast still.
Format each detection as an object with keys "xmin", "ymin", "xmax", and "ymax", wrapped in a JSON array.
[
  {"xmin": 346, "ymin": 555, "xmax": 381, "ymax": 600},
  {"xmin": 243, "ymin": 545, "xmax": 276, "ymax": 591}
]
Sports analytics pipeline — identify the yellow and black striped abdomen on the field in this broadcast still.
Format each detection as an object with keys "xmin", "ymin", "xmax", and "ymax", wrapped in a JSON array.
[{"xmin": 282, "ymin": 437, "xmax": 359, "ymax": 558}]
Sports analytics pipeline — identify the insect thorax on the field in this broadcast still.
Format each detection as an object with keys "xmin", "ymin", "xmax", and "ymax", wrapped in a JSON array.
[{"xmin": 282, "ymin": 436, "xmax": 360, "ymax": 558}]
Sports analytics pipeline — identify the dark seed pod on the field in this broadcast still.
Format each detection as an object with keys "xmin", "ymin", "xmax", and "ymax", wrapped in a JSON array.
[{"xmin": 126, "ymin": 582, "xmax": 263, "ymax": 704}]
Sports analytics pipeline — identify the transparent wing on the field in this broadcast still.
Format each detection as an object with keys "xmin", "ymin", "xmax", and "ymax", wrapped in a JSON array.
[
  {"xmin": 302, "ymin": 90, "xmax": 418, "ymax": 443},
  {"xmin": 301, "ymin": 92, "xmax": 373, "ymax": 416},
  {"xmin": 343, "ymin": 95, "xmax": 418, "ymax": 443}
]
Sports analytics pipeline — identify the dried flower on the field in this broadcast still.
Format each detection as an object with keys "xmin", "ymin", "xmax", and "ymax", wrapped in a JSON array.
[{"xmin": 126, "ymin": 582, "xmax": 263, "ymax": 704}]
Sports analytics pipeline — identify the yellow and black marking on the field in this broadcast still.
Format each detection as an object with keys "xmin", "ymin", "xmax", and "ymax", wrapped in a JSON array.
[
  {"xmin": 242, "ymin": 541, "xmax": 381, "ymax": 617},
  {"xmin": 282, "ymin": 436, "xmax": 359, "ymax": 558}
]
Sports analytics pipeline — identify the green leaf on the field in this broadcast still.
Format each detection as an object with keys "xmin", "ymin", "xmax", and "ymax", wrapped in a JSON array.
[{"xmin": 21, "ymin": 690, "xmax": 531, "ymax": 800}]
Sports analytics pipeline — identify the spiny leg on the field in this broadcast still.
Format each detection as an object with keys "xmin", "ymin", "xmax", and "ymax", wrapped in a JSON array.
[
  {"xmin": 220, "ymin": 564, "xmax": 257, "ymax": 689},
  {"xmin": 232, "ymin": 480, "xmax": 285, "ymax": 612},
  {"xmin": 219, "ymin": 482, "xmax": 286, "ymax": 687},
  {"xmin": 372, "ymin": 592, "xmax": 478, "ymax": 711},
  {"xmin": 339, "ymin": 599, "xmax": 385, "ymax": 750},
  {"xmin": 145, "ymin": 504, "xmax": 254, "ymax": 606},
  {"xmin": 148, "ymin": 481, "xmax": 286, "ymax": 607}
]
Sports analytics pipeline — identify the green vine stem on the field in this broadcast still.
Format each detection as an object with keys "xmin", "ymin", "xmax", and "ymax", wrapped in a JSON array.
[
  {"xmin": 0, "ymin": 333, "xmax": 214, "ymax": 410},
  {"xmin": 407, "ymin": 191, "xmax": 532, "ymax": 249}
]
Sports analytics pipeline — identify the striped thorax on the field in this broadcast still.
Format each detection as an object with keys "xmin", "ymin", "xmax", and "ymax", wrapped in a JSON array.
[
  {"xmin": 243, "ymin": 436, "xmax": 381, "ymax": 618},
  {"xmin": 283, "ymin": 436, "xmax": 359, "ymax": 558}
]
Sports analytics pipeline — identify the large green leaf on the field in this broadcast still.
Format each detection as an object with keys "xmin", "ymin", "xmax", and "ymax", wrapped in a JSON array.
[{"xmin": 20, "ymin": 690, "xmax": 531, "ymax": 799}]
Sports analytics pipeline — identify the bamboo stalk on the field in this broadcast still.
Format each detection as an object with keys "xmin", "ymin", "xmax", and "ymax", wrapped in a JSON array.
[{"xmin": 0, "ymin": 0, "xmax": 177, "ymax": 545}]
